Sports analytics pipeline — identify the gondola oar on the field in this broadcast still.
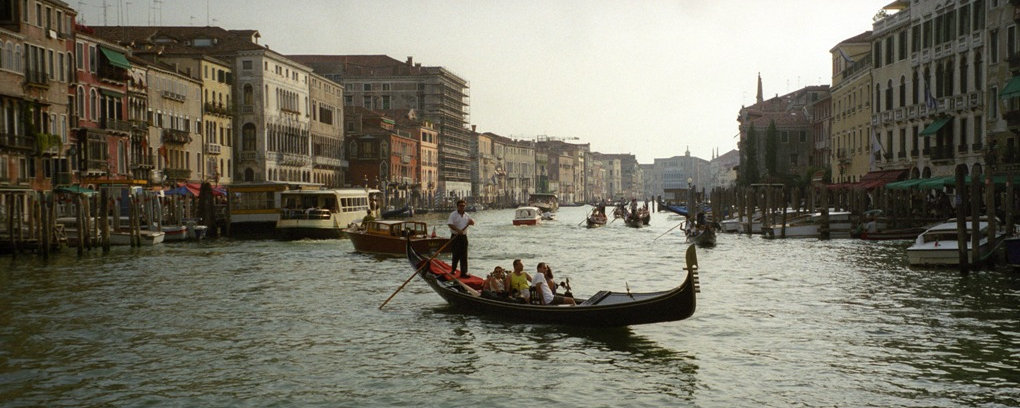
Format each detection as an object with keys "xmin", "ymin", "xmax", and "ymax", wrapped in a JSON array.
[
  {"xmin": 577, "ymin": 209, "xmax": 592, "ymax": 226},
  {"xmin": 653, "ymin": 221, "xmax": 686, "ymax": 241},
  {"xmin": 379, "ymin": 230, "xmax": 460, "ymax": 309}
]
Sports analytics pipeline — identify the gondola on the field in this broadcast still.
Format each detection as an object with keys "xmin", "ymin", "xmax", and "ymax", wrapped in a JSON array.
[
  {"xmin": 585, "ymin": 213, "xmax": 607, "ymax": 228},
  {"xmin": 686, "ymin": 227, "xmax": 716, "ymax": 247},
  {"xmin": 404, "ymin": 239, "xmax": 700, "ymax": 327}
]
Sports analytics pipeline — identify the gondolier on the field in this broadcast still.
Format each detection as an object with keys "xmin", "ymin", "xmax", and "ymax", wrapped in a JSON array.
[{"xmin": 447, "ymin": 199, "xmax": 475, "ymax": 278}]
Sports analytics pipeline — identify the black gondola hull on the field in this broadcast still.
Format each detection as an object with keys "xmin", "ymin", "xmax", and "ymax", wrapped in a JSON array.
[{"xmin": 404, "ymin": 239, "xmax": 698, "ymax": 327}]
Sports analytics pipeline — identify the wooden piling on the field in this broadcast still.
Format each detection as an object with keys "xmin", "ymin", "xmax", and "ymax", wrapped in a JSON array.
[
  {"xmin": 970, "ymin": 171, "xmax": 982, "ymax": 267},
  {"xmin": 100, "ymin": 189, "xmax": 110, "ymax": 252},
  {"xmin": 954, "ymin": 168, "xmax": 969, "ymax": 274},
  {"xmin": 820, "ymin": 187, "xmax": 830, "ymax": 240}
]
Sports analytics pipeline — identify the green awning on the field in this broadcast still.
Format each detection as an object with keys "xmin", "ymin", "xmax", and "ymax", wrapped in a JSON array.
[
  {"xmin": 884, "ymin": 178, "xmax": 928, "ymax": 190},
  {"xmin": 99, "ymin": 46, "xmax": 131, "ymax": 70},
  {"xmin": 917, "ymin": 176, "xmax": 954, "ymax": 189},
  {"xmin": 919, "ymin": 117, "xmax": 951, "ymax": 136},
  {"xmin": 99, "ymin": 89, "xmax": 123, "ymax": 98},
  {"xmin": 1001, "ymin": 76, "xmax": 1020, "ymax": 99}
]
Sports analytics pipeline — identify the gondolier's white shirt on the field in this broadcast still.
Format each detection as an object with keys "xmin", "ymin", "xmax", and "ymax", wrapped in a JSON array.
[{"xmin": 447, "ymin": 210, "xmax": 472, "ymax": 236}]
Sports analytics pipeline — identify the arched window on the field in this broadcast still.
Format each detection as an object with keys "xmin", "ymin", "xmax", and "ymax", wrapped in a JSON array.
[
  {"xmin": 935, "ymin": 63, "xmax": 944, "ymax": 97},
  {"xmin": 974, "ymin": 52, "xmax": 983, "ymax": 90},
  {"xmin": 242, "ymin": 123, "xmax": 256, "ymax": 151},
  {"xmin": 960, "ymin": 56, "xmax": 968, "ymax": 93},
  {"xmin": 912, "ymin": 70, "xmax": 919, "ymax": 105},
  {"xmin": 13, "ymin": 44, "xmax": 21, "ymax": 72},
  {"xmin": 76, "ymin": 86, "xmax": 85, "ymax": 118},
  {"xmin": 2, "ymin": 42, "xmax": 11, "ymax": 69},
  {"xmin": 899, "ymin": 76, "xmax": 906, "ymax": 107},
  {"xmin": 944, "ymin": 57, "xmax": 954, "ymax": 96},
  {"xmin": 89, "ymin": 88, "xmax": 98, "ymax": 120},
  {"xmin": 875, "ymin": 84, "xmax": 881, "ymax": 113},
  {"xmin": 244, "ymin": 168, "xmax": 254, "ymax": 182},
  {"xmin": 885, "ymin": 80, "xmax": 893, "ymax": 111},
  {"xmin": 243, "ymin": 84, "xmax": 253, "ymax": 105}
]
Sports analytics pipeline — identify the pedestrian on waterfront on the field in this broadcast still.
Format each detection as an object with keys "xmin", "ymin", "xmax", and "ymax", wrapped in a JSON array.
[{"xmin": 447, "ymin": 199, "xmax": 475, "ymax": 278}]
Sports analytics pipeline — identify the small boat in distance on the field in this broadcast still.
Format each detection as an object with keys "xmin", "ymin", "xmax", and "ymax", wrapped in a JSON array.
[
  {"xmin": 513, "ymin": 206, "xmax": 542, "ymax": 226},
  {"xmin": 346, "ymin": 220, "xmax": 450, "ymax": 256},
  {"xmin": 528, "ymin": 193, "xmax": 559, "ymax": 214}
]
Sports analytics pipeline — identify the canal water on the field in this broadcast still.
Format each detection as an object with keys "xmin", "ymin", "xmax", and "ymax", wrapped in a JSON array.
[{"xmin": 1, "ymin": 206, "xmax": 1018, "ymax": 407}]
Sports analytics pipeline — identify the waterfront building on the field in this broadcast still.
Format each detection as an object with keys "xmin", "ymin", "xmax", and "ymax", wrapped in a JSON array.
[
  {"xmin": 596, "ymin": 153, "xmax": 641, "ymax": 199},
  {"xmin": 155, "ymin": 54, "xmax": 235, "ymax": 185},
  {"xmin": 534, "ymin": 138, "xmax": 589, "ymax": 204},
  {"xmin": 344, "ymin": 107, "xmax": 418, "ymax": 208},
  {"xmin": 585, "ymin": 153, "xmax": 607, "ymax": 204},
  {"xmin": 124, "ymin": 58, "xmax": 155, "ymax": 183},
  {"xmin": 473, "ymin": 131, "xmax": 498, "ymax": 206},
  {"xmin": 90, "ymin": 26, "xmax": 319, "ymax": 185},
  {"xmin": 287, "ymin": 55, "xmax": 472, "ymax": 199},
  {"xmin": 0, "ymin": 0, "xmax": 76, "ymax": 191},
  {"xmin": 308, "ymin": 73, "xmax": 344, "ymax": 187},
  {"xmin": 708, "ymin": 149, "xmax": 740, "ymax": 189},
  {"xmin": 987, "ymin": 1, "xmax": 1020, "ymax": 170},
  {"xmin": 389, "ymin": 109, "xmax": 437, "ymax": 207},
  {"xmin": 830, "ymin": 31, "xmax": 875, "ymax": 184},
  {"xmin": 503, "ymin": 137, "xmax": 535, "ymax": 206},
  {"xmin": 868, "ymin": 1, "xmax": 986, "ymax": 180},
  {"xmin": 647, "ymin": 150, "xmax": 709, "ymax": 201},
  {"xmin": 737, "ymin": 76, "xmax": 829, "ymax": 185},
  {"xmin": 71, "ymin": 31, "xmax": 134, "ymax": 187},
  {"xmin": 144, "ymin": 63, "xmax": 203, "ymax": 184}
]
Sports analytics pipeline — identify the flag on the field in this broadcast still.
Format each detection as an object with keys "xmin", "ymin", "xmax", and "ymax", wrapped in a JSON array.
[
  {"xmin": 872, "ymin": 131, "xmax": 884, "ymax": 154},
  {"xmin": 925, "ymin": 86, "xmax": 937, "ymax": 109},
  {"xmin": 838, "ymin": 48, "xmax": 854, "ymax": 64}
]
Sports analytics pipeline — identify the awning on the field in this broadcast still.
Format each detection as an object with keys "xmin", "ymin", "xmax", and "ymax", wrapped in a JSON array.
[
  {"xmin": 99, "ymin": 88, "xmax": 123, "ymax": 98},
  {"xmin": 856, "ymin": 169, "xmax": 908, "ymax": 189},
  {"xmin": 99, "ymin": 46, "xmax": 131, "ymax": 70},
  {"xmin": 163, "ymin": 182, "xmax": 226, "ymax": 197},
  {"xmin": 885, "ymin": 178, "xmax": 928, "ymax": 190},
  {"xmin": 1001, "ymin": 76, "xmax": 1020, "ymax": 99},
  {"xmin": 917, "ymin": 176, "xmax": 954, "ymax": 189},
  {"xmin": 920, "ymin": 117, "xmax": 951, "ymax": 136},
  {"xmin": 55, "ymin": 185, "xmax": 97, "ymax": 196}
]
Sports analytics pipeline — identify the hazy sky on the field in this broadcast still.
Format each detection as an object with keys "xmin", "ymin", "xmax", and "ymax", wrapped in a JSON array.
[{"xmin": 77, "ymin": 0, "xmax": 889, "ymax": 163}]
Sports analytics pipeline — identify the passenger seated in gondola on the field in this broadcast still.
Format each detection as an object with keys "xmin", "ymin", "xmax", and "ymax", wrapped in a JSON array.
[
  {"xmin": 482, "ymin": 266, "xmax": 508, "ymax": 299},
  {"xmin": 533, "ymin": 263, "xmax": 576, "ymax": 305},
  {"xmin": 504, "ymin": 259, "xmax": 532, "ymax": 302}
]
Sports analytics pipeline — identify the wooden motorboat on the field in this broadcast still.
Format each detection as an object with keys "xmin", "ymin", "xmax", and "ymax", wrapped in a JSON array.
[
  {"xmin": 405, "ymin": 239, "xmax": 699, "ymax": 327},
  {"xmin": 857, "ymin": 226, "xmax": 927, "ymax": 241},
  {"xmin": 513, "ymin": 206, "xmax": 541, "ymax": 226},
  {"xmin": 346, "ymin": 220, "xmax": 450, "ymax": 256}
]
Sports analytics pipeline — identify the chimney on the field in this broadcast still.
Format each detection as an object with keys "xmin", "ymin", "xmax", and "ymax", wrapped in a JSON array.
[{"xmin": 406, "ymin": 56, "xmax": 412, "ymax": 66}]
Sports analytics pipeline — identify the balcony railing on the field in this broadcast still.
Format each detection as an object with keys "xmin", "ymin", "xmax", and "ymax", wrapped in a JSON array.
[
  {"xmin": 313, "ymin": 156, "xmax": 342, "ymax": 167},
  {"xmin": 204, "ymin": 102, "xmax": 233, "ymax": 117},
  {"xmin": 238, "ymin": 151, "xmax": 258, "ymax": 161},
  {"xmin": 101, "ymin": 117, "xmax": 133, "ymax": 133},
  {"xmin": 85, "ymin": 159, "xmax": 108, "ymax": 175},
  {"xmin": 161, "ymin": 128, "xmax": 192, "ymax": 144},
  {"xmin": 161, "ymin": 90, "xmax": 186, "ymax": 102},
  {"xmin": 163, "ymin": 168, "xmax": 192, "ymax": 180},
  {"xmin": 206, "ymin": 142, "xmax": 221, "ymax": 154},
  {"xmin": 132, "ymin": 153, "xmax": 155, "ymax": 169},
  {"xmin": 25, "ymin": 70, "xmax": 48, "ymax": 86},
  {"xmin": 1, "ymin": 133, "xmax": 35, "ymax": 151}
]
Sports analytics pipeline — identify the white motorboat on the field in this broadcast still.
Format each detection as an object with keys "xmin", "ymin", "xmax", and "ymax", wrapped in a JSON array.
[
  {"xmin": 513, "ymin": 206, "xmax": 541, "ymax": 226},
  {"xmin": 906, "ymin": 218, "xmax": 1009, "ymax": 266},
  {"xmin": 772, "ymin": 211, "xmax": 854, "ymax": 239}
]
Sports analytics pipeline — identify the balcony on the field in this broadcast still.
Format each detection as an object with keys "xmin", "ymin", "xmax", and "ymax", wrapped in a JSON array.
[
  {"xmin": 238, "ymin": 151, "xmax": 259, "ymax": 161},
  {"xmin": 161, "ymin": 90, "xmax": 186, "ymax": 102},
  {"xmin": 277, "ymin": 152, "xmax": 310, "ymax": 166},
  {"xmin": 1, "ymin": 133, "xmax": 35, "ymax": 151},
  {"xmin": 85, "ymin": 159, "xmax": 108, "ymax": 175},
  {"xmin": 206, "ymin": 142, "xmax": 221, "ymax": 155},
  {"xmin": 314, "ymin": 156, "xmax": 342, "ymax": 167},
  {"xmin": 161, "ymin": 128, "xmax": 192, "ymax": 144},
  {"xmin": 132, "ymin": 153, "xmax": 155, "ymax": 170},
  {"xmin": 25, "ymin": 70, "xmax": 48, "ymax": 87},
  {"xmin": 240, "ymin": 105, "xmax": 254, "ymax": 114},
  {"xmin": 163, "ymin": 168, "xmax": 192, "ymax": 180},
  {"xmin": 204, "ymin": 102, "xmax": 233, "ymax": 117},
  {"xmin": 101, "ymin": 117, "xmax": 133, "ymax": 134},
  {"xmin": 931, "ymin": 146, "xmax": 954, "ymax": 161}
]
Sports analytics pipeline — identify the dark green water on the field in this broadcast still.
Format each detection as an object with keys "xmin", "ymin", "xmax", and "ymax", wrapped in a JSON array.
[{"xmin": 1, "ymin": 207, "xmax": 1018, "ymax": 407}]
